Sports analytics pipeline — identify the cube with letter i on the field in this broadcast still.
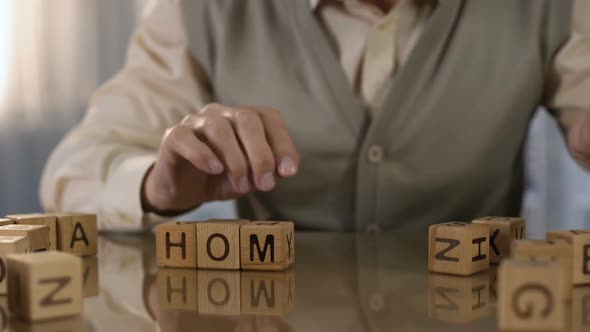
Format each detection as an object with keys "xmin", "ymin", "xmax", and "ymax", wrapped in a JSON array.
[
  {"xmin": 52, "ymin": 213, "xmax": 97, "ymax": 256},
  {"xmin": 0, "ymin": 225, "xmax": 50, "ymax": 253},
  {"xmin": 197, "ymin": 219, "xmax": 249, "ymax": 270},
  {"xmin": 0, "ymin": 236, "xmax": 28, "ymax": 295},
  {"xmin": 156, "ymin": 222, "xmax": 198, "ymax": 268},
  {"xmin": 240, "ymin": 221, "xmax": 294, "ymax": 271},
  {"xmin": 428, "ymin": 222, "xmax": 489, "ymax": 276},
  {"xmin": 547, "ymin": 230, "xmax": 590, "ymax": 285},
  {"xmin": 6, "ymin": 251, "xmax": 83, "ymax": 321},
  {"xmin": 5, "ymin": 214, "xmax": 58, "ymax": 251},
  {"xmin": 472, "ymin": 216, "xmax": 525, "ymax": 263}
]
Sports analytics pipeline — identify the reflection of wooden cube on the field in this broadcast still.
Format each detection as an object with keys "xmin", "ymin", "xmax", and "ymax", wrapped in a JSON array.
[
  {"xmin": 198, "ymin": 270, "xmax": 240, "ymax": 315},
  {"xmin": 572, "ymin": 286, "xmax": 590, "ymax": 332},
  {"xmin": 0, "ymin": 225, "xmax": 50, "ymax": 253},
  {"xmin": 0, "ymin": 236, "xmax": 28, "ymax": 295},
  {"xmin": 241, "ymin": 269, "xmax": 295, "ymax": 315},
  {"xmin": 6, "ymin": 214, "xmax": 58, "ymax": 251},
  {"xmin": 0, "ymin": 297, "xmax": 8, "ymax": 330},
  {"xmin": 10, "ymin": 316, "xmax": 85, "ymax": 332},
  {"xmin": 240, "ymin": 222, "xmax": 294, "ymax": 271},
  {"xmin": 498, "ymin": 259, "xmax": 567, "ymax": 331},
  {"xmin": 472, "ymin": 216, "xmax": 525, "ymax": 263},
  {"xmin": 197, "ymin": 220, "xmax": 249, "ymax": 270},
  {"xmin": 81, "ymin": 256, "xmax": 99, "ymax": 298},
  {"xmin": 428, "ymin": 222, "xmax": 489, "ymax": 275},
  {"xmin": 52, "ymin": 214, "xmax": 97, "ymax": 257},
  {"xmin": 488, "ymin": 264, "xmax": 499, "ymax": 304},
  {"xmin": 156, "ymin": 222, "xmax": 198, "ymax": 268},
  {"xmin": 157, "ymin": 268, "xmax": 198, "ymax": 311},
  {"xmin": 7, "ymin": 252, "xmax": 83, "ymax": 321},
  {"xmin": 547, "ymin": 230, "xmax": 590, "ymax": 285},
  {"xmin": 428, "ymin": 272, "xmax": 490, "ymax": 323}
]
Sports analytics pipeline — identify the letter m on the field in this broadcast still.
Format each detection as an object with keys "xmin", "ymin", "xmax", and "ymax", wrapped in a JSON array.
[{"xmin": 250, "ymin": 234, "xmax": 275, "ymax": 263}]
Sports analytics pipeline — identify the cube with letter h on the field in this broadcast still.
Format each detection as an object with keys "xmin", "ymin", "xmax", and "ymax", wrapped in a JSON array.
[
  {"xmin": 157, "ymin": 222, "xmax": 198, "ymax": 268},
  {"xmin": 240, "ymin": 221, "xmax": 294, "ymax": 271},
  {"xmin": 428, "ymin": 222, "xmax": 489, "ymax": 276},
  {"xmin": 6, "ymin": 252, "xmax": 83, "ymax": 321}
]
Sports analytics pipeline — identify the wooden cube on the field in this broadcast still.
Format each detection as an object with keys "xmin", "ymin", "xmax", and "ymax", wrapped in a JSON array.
[
  {"xmin": 197, "ymin": 219, "xmax": 249, "ymax": 270},
  {"xmin": 489, "ymin": 264, "xmax": 499, "ymax": 303},
  {"xmin": 51, "ymin": 213, "xmax": 97, "ymax": 256},
  {"xmin": 428, "ymin": 222, "xmax": 490, "ymax": 275},
  {"xmin": 498, "ymin": 259, "xmax": 567, "ymax": 331},
  {"xmin": 547, "ymin": 230, "xmax": 590, "ymax": 285},
  {"xmin": 0, "ymin": 236, "xmax": 29, "ymax": 295},
  {"xmin": 512, "ymin": 239, "xmax": 573, "ymax": 301},
  {"xmin": 0, "ymin": 297, "xmax": 8, "ymax": 331},
  {"xmin": 0, "ymin": 225, "xmax": 50, "ymax": 253},
  {"xmin": 156, "ymin": 222, "xmax": 198, "ymax": 268},
  {"xmin": 10, "ymin": 315, "xmax": 84, "ymax": 332},
  {"xmin": 472, "ymin": 216, "xmax": 526, "ymax": 263},
  {"xmin": 157, "ymin": 268, "xmax": 198, "ymax": 311},
  {"xmin": 6, "ymin": 214, "xmax": 58, "ymax": 251},
  {"xmin": 428, "ymin": 272, "xmax": 490, "ymax": 323},
  {"xmin": 197, "ymin": 270, "xmax": 240, "ymax": 315},
  {"xmin": 240, "ymin": 221, "xmax": 294, "ymax": 271},
  {"xmin": 7, "ymin": 252, "xmax": 83, "ymax": 321},
  {"xmin": 571, "ymin": 286, "xmax": 590, "ymax": 332},
  {"xmin": 240, "ymin": 269, "xmax": 295, "ymax": 315},
  {"xmin": 81, "ymin": 256, "xmax": 99, "ymax": 298},
  {"xmin": 0, "ymin": 219, "xmax": 13, "ymax": 227}
]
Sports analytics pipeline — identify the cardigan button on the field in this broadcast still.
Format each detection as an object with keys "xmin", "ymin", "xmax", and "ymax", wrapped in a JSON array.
[{"xmin": 367, "ymin": 145, "xmax": 384, "ymax": 163}]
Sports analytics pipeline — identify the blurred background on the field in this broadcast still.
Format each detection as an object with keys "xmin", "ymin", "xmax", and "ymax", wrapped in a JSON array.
[{"xmin": 0, "ymin": 0, "xmax": 588, "ymax": 236}]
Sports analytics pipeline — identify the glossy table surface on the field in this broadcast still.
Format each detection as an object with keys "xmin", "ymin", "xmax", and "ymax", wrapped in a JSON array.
[{"xmin": 2, "ymin": 231, "xmax": 588, "ymax": 332}]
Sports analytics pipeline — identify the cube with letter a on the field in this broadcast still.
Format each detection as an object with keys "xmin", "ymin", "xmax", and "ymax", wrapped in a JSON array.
[
  {"xmin": 0, "ymin": 236, "xmax": 28, "ymax": 295},
  {"xmin": 6, "ymin": 251, "xmax": 83, "ymax": 321},
  {"xmin": 197, "ymin": 219, "xmax": 249, "ymax": 270},
  {"xmin": 52, "ymin": 213, "xmax": 97, "ymax": 257},
  {"xmin": 472, "ymin": 216, "xmax": 525, "ymax": 263},
  {"xmin": 547, "ymin": 230, "xmax": 590, "ymax": 286},
  {"xmin": 498, "ymin": 259, "xmax": 567, "ymax": 331},
  {"xmin": 428, "ymin": 222, "xmax": 489, "ymax": 276},
  {"xmin": 5, "ymin": 214, "xmax": 58, "ymax": 251},
  {"xmin": 156, "ymin": 222, "xmax": 198, "ymax": 268},
  {"xmin": 240, "ymin": 221, "xmax": 294, "ymax": 271}
]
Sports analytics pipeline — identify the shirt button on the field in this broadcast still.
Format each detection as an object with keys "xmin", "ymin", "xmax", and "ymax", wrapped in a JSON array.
[
  {"xmin": 367, "ymin": 145, "xmax": 384, "ymax": 163},
  {"xmin": 368, "ymin": 293, "xmax": 385, "ymax": 311},
  {"xmin": 366, "ymin": 224, "xmax": 382, "ymax": 233}
]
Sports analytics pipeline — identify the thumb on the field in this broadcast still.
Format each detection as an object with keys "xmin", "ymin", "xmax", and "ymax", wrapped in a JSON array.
[{"xmin": 569, "ymin": 113, "xmax": 590, "ymax": 165}]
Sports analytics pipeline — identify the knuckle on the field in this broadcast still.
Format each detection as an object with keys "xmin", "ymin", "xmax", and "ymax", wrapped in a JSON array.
[
  {"xmin": 251, "ymin": 158, "xmax": 275, "ymax": 173},
  {"xmin": 199, "ymin": 103, "xmax": 223, "ymax": 115},
  {"xmin": 204, "ymin": 116, "xmax": 230, "ymax": 134},
  {"xmin": 235, "ymin": 110, "xmax": 262, "ymax": 133},
  {"xmin": 165, "ymin": 125, "xmax": 185, "ymax": 145}
]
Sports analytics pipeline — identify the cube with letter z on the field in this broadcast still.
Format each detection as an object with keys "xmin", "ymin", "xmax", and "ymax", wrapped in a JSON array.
[{"xmin": 240, "ymin": 221, "xmax": 294, "ymax": 271}]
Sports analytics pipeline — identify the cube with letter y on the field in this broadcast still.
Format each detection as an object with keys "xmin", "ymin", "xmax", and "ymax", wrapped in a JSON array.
[
  {"xmin": 428, "ymin": 222, "xmax": 489, "ymax": 276},
  {"xmin": 472, "ymin": 216, "xmax": 526, "ymax": 263},
  {"xmin": 197, "ymin": 219, "xmax": 249, "ymax": 270},
  {"xmin": 240, "ymin": 221, "xmax": 294, "ymax": 271},
  {"xmin": 6, "ymin": 252, "xmax": 83, "ymax": 321},
  {"xmin": 53, "ymin": 213, "xmax": 97, "ymax": 257},
  {"xmin": 156, "ymin": 222, "xmax": 198, "ymax": 268},
  {"xmin": 547, "ymin": 230, "xmax": 590, "ymax": 285}
]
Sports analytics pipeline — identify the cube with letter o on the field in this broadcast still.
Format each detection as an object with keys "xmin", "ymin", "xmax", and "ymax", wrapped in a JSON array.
[
  {"xmin": 197, "ymin": 219, "xmax": 249, "ymax": 270},
  {"xmin": 240, "ymin": 221, "xmax": 294, "ymax": 271}
]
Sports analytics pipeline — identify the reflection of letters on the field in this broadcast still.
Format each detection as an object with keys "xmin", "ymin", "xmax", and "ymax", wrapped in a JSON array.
[
  {"xmin": 166, "ymin": 232, "xmax": 186, "ymax": 259},
  {"xmin": 0, "ymin": 258, "xmax": 5, "ymax": 283},
  {"xmin": 435, "ymin": 287, "xmax": 459, "ymax": 310},
  {"xmin": 472, "ymin": 285, "xmax": 487, "ymax": 309},
  {"xmin": 512, "ymin": 284, "xmax": 553, "ymax": 318},
  {"xmin": 490, "ymin": 229, "xmax": 500, "ymax": 256},
  {"xmin": 39, "ymin": 277, "xmax": 72, "ymax": 306},
  {"xmin": 583, "ymin": 295, "xmax": 590, "ymax": 325},
  {"xmin": 250, "ymin": 235, "xmax": 274, "ymax": 263},
  {"xmin": 207, "ymin": 278, "xmax": 230, "ymax": 305},
  {"xmin": 472, "ymin": 237, "xmax": 487, "ymax": 261},
  {"xmin": 434, "ymin": 238, "xmax": 460, "ymax": 262},
  {"xmin": 70, "ymin": 222, "xmax": 90, "ymax": 248},
  {"xmin": 167, "ymin": 276, "xmax": 187, "ymax": 304},
  {"xmin": 583, "ymin": 245, "xmax": 590, "ymax": 275},
  {"xmin": 250, "ymin": 279, "xmax": 275, "ymax": 308},
  {"xmin": 288, "ymin": 278, "xmax": 294, "ymax": 305},
  {"xmin": 0, "ymin": 304, "xmax": 6, "ymax": 330},
  {"xmin": 207, "ymin": 234, "xmax": 229, "ymax": 261}
]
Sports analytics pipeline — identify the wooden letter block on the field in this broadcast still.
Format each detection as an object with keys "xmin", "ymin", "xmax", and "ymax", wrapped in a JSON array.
[
  {"xmin": 240, "ymin": 269, "xmax": 295, "ymax": 316},
  {"xmin": 240, "ymin": 221, "xmax": 294, "ymax": 271},
  {"xmin": 157, "ymin": 268, "xmax": 198, "ymax": 311},
  {"xmin": 156, "ymin": 222, "xmax": 198, "ymax": 268},
  {"xmin": 197, "ymin": 219, "xmax": 249, "ymax": 270},
  {"xmin": 52, "ymin": 213, "xmax": 97, "ymax": 257},
  {"xmin": 81, "ymin": 256, "xmax": 99, "ymax": 298},
  {"xmin": 512, "ymin": 239, "xmax": 573, "ymax": 301},
  {"xmin": 428, "ymin": 272, "xmax": 490, "ymax": 323},
  {"xmin": 6, "ymin": 214, "xmax": 58, "ymax": 251},
  {"xmin": 472, "ymin": 216, "xmax": 526, "ymax": 263},
  {"xmin": 428, "ymin": 222, "xmax": 489, "ymax": 275},
  {"xmin": 547, "ymin": 230, "xmax": 590, "ymax": 286},
  {"xmin": 0, "ymin": 219, "xmax": 13, "ymax": 227},
  {"xmin": 0, "ymin": 225, "xmax": 50, "ymax": 253},
  {"xmin": 572, "ymin": 286, "xmax": 590, "ymax": 332},
  {"xmin": 498, "ymin": 259, "xmax": 567, "ymax": 331},
  {"xmin": 10, "ymin": 315, "xmax": 84, "ymax": 332},
  {"xmin": 0, "ymin": 236, "xmax": 28, "ymax": 294},
  {"xmin": 6, "ymin": 252, "xmax": 83, "ymax": 321},
  {"xmin": 0, "ymin": 297, "xmax": 8, "ymax": 331},
  {"xmin": 197, "ymin": 270, "xmax": 240, "ymax": 315}
]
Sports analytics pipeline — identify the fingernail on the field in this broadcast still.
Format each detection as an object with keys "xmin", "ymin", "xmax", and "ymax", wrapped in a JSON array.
[
  {"xmin": 279, "ymin": 157, "xmax": 297, "ymax": 176},
  {"xmin": 260, "ymin": 172, "xmax": 276, "ymax": 191},
  {"xmin": 208, "ymin": 159, "xmax": 223, "ymax": 174},
  {"xmin": 239, "ymin": 177, "xmax": 250, "ymax": 193}
]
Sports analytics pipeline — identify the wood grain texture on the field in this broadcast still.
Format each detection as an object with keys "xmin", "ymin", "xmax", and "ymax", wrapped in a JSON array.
[
  {"xmin": 240, "ymin": 269, "xmax": 295, "ymax": 315},
  {"xmin": 6, "ymin": 214, "xmax": 58, "ymax": 251},
  {"xmin": 547, "ymin": 230, "xmax": 590, "ymax": 286},
  {"xmin": 197, "ymin": 220, "xmax": 249, "ymax": 270},
  {"xmin": 156, "ymin": 222, "xmax": 198, "ymax": 268},
  {"xmin": 0, "ymin": 225, "xmax": 50, "ymax": 253},
  {"xmin": 0, "ymin": 219, "xmax": 13, "ymax": 227},
  {"xmin": 428, "ymin": 272, "xmax": 490, "ymax": 323},
  {"xmin": 472, "ymin": 216, "xmax": 525, "ymax": 264},
  {"xmin": 9, "ymin": 315, "xmax": 84, "ymax": 332},
  {"xmin": 0, "ymin": 236, "xmax": 28, "ymax": 294},
  {"xmin": 571, "ymin": 285, "xmax": 590, "ymax": 332},
  {"xmin": 498, "ymin": 259, "xmax": 567, "ymax": 331},
  {"xmin": 81, "ymin": 256, "xmax": 99, "ymax": 298},
  {"xmin": 428, "ymin": 222, "xmax": 489, "ymax": 276},
  {"xmin": 52, "ymin": 213, "xmax": 98, "ymax": 256},
  {"xmin": 240, "ymin": 221, "xmax": 294, "ymax": 271},
  {"xmin": 197, "ymin": 270, "xmax": 240, "ymax": 316},
  {"xmin": 157, "ymin": 268, "xmax": 198, "ymax": 311},
  {"xmin": 6, "ymin": 252, "xmax": 83, "ymax": 321}
]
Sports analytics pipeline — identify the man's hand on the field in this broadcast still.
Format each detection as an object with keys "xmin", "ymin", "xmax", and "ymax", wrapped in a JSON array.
[
  {"xmin": 141, "ymin": 104, "xmax": 300, "ymax": 215},
  {"xmin": 569, "ymin": 113, "xmax": 590, "ymax": 168}
]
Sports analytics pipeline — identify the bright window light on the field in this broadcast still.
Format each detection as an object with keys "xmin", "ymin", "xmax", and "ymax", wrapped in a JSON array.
[{"xmin": 0, "ymin": 0, "xmax": 13, "ymax": 104}]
